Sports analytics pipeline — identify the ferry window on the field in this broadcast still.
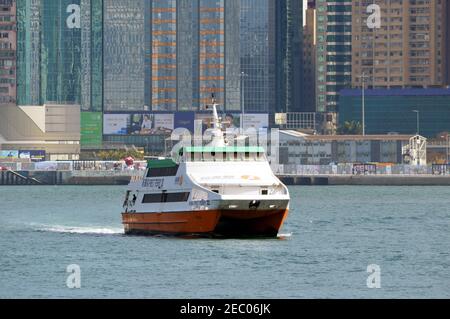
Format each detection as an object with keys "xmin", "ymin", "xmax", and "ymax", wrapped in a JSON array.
[
  {"xmin": 166, "ymin": 192, "xmax": 190, "ymax": 202},
  {"xmin": 190, "ymin": 152, "xmax": 195, "ymax": 162},
  {"xmin": 212, "ymin": 190, "xmax": 219, "ymax": 194},
  {"xmin": 146, "ymin": 165, "xmax": 179, "ymax": 178},
  {"xmin": 245, "ymin": 152, "xmax": 250, "ymax": 160},
  {"xmin": 261, "ymin": 190, "xmax": 268, "ymax": 195},
  {"xmin": 142, "ymin": 193, "xmax": 163, "ymax": 203},
  {"xmin": 234, "ymin": 152, "xmax": 238, "ymax": 160},
  {"xmin": 143, "ymin": 192, "xmax": 190, "ymax": 203}
]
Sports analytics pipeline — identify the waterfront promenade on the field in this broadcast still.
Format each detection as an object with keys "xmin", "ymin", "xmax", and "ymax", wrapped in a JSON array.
[{"xmin": 1, "ymin": 161, "xmax": 450, "ymax": 186}]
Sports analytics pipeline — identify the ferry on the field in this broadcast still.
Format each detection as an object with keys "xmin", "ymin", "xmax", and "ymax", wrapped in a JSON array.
[{"xmin": 121, "ymin": 103, "xmax": 290, "ymax": 237}]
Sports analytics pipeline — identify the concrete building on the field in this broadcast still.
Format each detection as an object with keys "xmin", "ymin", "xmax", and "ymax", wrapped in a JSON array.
[
  {"xmin": 352, "ymin": 0, "xmax": 448, "ymax": 89},
  {"xmin": 0, "ymin": 104, "xmax": 80, "ymax": 160},
  {"xmin": 339, "ymin": 88, "xmax": 450, "ymax": 138},
  {"xmin": 0, "ymin": 0, "xmax": 16, "ymax": 105},
  {"xmin": 279, "ymin": 130, "xmax": 426, "ymax": 165}
]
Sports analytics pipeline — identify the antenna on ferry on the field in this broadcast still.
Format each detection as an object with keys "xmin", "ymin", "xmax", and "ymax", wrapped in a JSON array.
[{"xmin": 210, "ymin": 94, "xmax": 221, "ymax": 130}]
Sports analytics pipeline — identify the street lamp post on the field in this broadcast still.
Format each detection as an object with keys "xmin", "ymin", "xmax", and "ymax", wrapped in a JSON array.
[
  {"xmin": 240, "ymin": 72, "xmax": 248, "ymax": 132},
  {"xmin": 361, "ymin": 72, "xmax": 368, "ymax": 136},
  {"xmin": 412, "ymin": 110, "xmax": 420, "ymax": 135},
  {"xmin": 445, "ymin": 132, "xmax": 450, "ymax": 164}
]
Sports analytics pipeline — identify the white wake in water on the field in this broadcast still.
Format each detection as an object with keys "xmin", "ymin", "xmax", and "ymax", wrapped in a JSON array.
[
  {"xmin": 32, "ymin": 224, "xmax": 124, "ymax": 235},
  {"xmin": 277, "ymin": 233, "xmax": 293, "ymax": 239}
]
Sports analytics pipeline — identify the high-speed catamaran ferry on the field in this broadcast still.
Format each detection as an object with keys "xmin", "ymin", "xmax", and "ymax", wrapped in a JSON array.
[{"xmin": 122, "ymin": 103, "xmax": 290, "ymax": 237}]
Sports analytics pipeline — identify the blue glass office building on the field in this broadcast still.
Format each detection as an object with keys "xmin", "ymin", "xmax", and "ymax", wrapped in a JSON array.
[{"xmin": 339, "ymin": 88, "xmax": 450, "ymax": 138}]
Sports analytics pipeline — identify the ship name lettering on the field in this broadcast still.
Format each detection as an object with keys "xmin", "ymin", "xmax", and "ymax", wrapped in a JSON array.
[
  {"xmin": 142, "ymin": 178, "xmax": 164, "ymax": 188},
  {"xmin": 189, "ymin": 199, "xmax": 210, "ymax": 207}
]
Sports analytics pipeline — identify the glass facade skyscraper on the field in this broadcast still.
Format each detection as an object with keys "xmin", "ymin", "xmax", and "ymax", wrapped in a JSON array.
[
  {"xmin": 0, "ymin": 0, "xmax": 16, "ymax": 105},
  {"xmin": 275, "ymin": 0, "xmax": 304, "ymax": 113},
  {"xmin": 80, "ymin": 0, "xmax": 103, "ymax": 112},
  {"xmin": 17, "ymin": 0, "xmax": 102, "ymax": 109},
  {"xmin": 240, "ymin": 0, "xmax": 276, "ymax": 113},
  {"xmin": 151, "ymin": 0, "xmax": 177, "ymax": 111},
  {"xmin": 149, "ymin": 0, "xmax": 240, "ymax": 112},
  {"xmin": 103, "ymin": 0, "xmax": 146, "ymax": 111},
  {"xmin": 40, "ymin": 0, "xmax": 82, "ymax": 105},
  {"xmin": 315, "ymin": 0, "xmax": 352, "ymax": 113},
  {"xmin": 199, "ymin": 0, "xmax": 225, "ymax": 108},
  {"xmin": 17, "ymin": 0, "xmax": 43, "ymax": 105}
]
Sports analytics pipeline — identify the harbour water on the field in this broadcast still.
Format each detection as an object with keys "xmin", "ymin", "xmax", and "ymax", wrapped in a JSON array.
[{"xmin": 0, "ymin": 186, "xmax": 449, "ymax": 299}]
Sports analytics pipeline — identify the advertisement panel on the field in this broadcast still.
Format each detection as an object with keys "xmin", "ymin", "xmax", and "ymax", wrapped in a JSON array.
[
  {"xmin": 128, "ymin": 113, "xmax": 174, "ymax": 135},
  {"xmin": 103, "ymin": 114, "xmax": 128, "ymax": 135},
  {"xmin": 0, "ymin": 150, "xmax": 19, "ymax": 160},
  {"xmin": 275, "ymin": 113, "xmax": 287, "ymax": 125},
  {"xmin": 81, "ymin": 112, "xmax": 102, "ymax": 146},
  {"xmin": 154, "ymin": 113, "xmax": 174, "ymax": 131},
  {"xmin": 104, "ymin": 113, "xmax": 174, "ymax": 136},
  {"xmin": 242, "ymin": 114, "xmax": 269, "ymax": 130},
  {"xmin": 196, "ymin": 113, "xmax": 241, "ymax": 133},
  {"xmin": 128, "ymin": 114, "xmax": 152, "ymax": 135},
  {"xmin": 174, "ymin": 112, "xmax": 196, "ymax": 133},
  {"xmin": 18, "ymin": 150, "xmax": 46, "ymax": 162},
  {"xmin": 35, "ymin": 161, "xmax": 58, "ymax": 171}
]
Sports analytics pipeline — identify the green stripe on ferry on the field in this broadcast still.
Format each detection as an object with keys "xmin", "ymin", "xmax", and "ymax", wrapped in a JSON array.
[{"xmin": 147, "ymin": 159, "xmax": 178, "ymax": 168}]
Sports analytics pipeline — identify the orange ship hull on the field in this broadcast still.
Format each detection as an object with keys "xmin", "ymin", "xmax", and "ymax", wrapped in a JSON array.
[{"xmin": 122, "ymin": 209, "xmax": 289, "ymax": 237}]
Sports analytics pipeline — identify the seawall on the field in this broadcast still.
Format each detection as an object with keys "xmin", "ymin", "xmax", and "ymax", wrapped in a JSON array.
[
  {"xmin": 279, "ymin": 175, "xmax": 450, "ymax": 186},
  {"xmin": 2, "ymin": 170, "xmax": 450, "ymax": 186}
]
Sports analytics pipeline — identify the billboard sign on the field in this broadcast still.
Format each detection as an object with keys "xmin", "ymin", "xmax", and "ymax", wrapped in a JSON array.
[
  {"xmin": 196, "ymin": 112, "xmax": 241, "ymax": 133},
  {"xmin": 18, "ymin": 150, "xmax": 46, "ymax": 162},
  {"xmin": 174, "ymin": 112, "xmax": 196, "ymax": 133},
  {"xmin": 275, "ymin": 113, "xmax": 287, "ymax": 125},
  {"xmin": 128, "ymin": 113, "xmax": 173, "ymax": 135},
  {"xmin": 81, "ymin": 112, "xmax": 102, "ymax": 146},
  {"xmin": 154, "ymin": 113, "xmax": 174, "ymax": 131},
  {"xmin": 242, "ymin": 114, "xmax": 269, "ymax": 130},
  {"xmin": 103, "ymin": 114, "xmax": 128, "ymax": 135},
  {"xmin": 0, "ymin": 150, "xmax": 19, "ymax": 160},
  {"xmin": 35, "ymin": 161, "xmax": 58, "ymax": 171},
  {"xmin": 104, "ymin": 113, "xmax": 174, "ymax": 136}
]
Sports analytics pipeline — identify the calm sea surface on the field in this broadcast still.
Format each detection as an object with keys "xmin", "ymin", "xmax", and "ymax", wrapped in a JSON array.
[{"xmin": 0, "ymin": 186, "xmax": 449, "ymax": 299}]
